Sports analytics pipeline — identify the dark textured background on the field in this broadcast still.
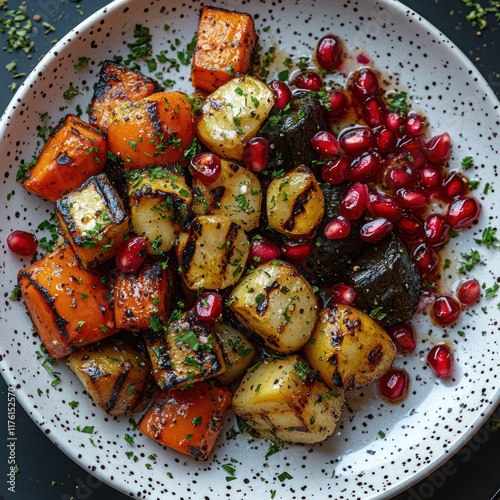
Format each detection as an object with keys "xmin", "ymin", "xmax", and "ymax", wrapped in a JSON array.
[{"xmin": 1, "ymin": 0, "xmax": 499, "ymax": 499}]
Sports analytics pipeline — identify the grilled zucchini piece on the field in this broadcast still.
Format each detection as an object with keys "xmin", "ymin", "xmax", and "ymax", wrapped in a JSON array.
[
  {"xmin": 232, "ymin": 354, "xmax": 345, "ymax": 444},
  {"xmin": 66, "ymin": 336, "xmax": 151, "ymax": 416},
  {"xmin": 303, "ymin": 304, "xmax": 397, "ymax": 389},
  {"xmin": 266, "ymin": 166, "xmax": 324, "ymax": 238},
  {"xmin": 144, "ymin": 309, "xmax": 226, "ymax": 390},
  {"xmin": 21, "ymin": 114, "xmax": 107, "ymax": 202},
  {"xmin": 195, "ymin": 75, "xmax": 275, "ymax": 161},
  {"xmin": 229, "ymin": 260, "xmax": 318, "ymax": 354},
  {"xmin": 175, "ymin": 215, "xmax": 249, "ymax": 291},
  {"xmin": 89, "ymin": 60, "xmax": 161, "ymax": 132},
  {"xmin": 128, "ymin": 167, "xmax": 192, "ymax": 254},
  {"xmin": 212, "ymin": 322, "xmax": 255, "ymax": 385},
  {"xmin": 55, "ymin": 173, "xmax": 130, "ymax": 267},
  {"xmin": 113, "ymin": 261, "xmax": 174, "ymax": 331},
  {"xmin": 192, "ymin": 159, "xmax": 263, "ymax": 231},
  {"xmin": 18, "ymin": 245, "xmax": 116, "ymax": 359}
]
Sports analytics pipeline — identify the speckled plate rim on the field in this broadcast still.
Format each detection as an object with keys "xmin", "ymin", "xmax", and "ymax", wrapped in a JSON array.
[{"xmin": 0, "ymin": 0, "xmax": 499, "ymax": 498}]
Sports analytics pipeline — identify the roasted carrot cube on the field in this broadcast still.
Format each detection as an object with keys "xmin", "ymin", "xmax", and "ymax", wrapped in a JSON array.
[
  {"xmin": 89, "ymin": 61, "xmax": 161, "ymax": 133},
  {"xmin": 18, "ymin": 245, "xmax": 117, "ymax": 359},
  {"xmin": 191, "ymin": 6, "xmax": 258, "ymax": 93},
  {"xmin": 113, "ymin": 261, "xmax": 174, "ymax": 331},
  {"xmin": 138, "ymin": 381, "xmax": 232, "ymax": 460},
  {"xmin": 22, "ymin": 114, "xmax": 107, "ymax": 202},
  {"xmin": 55, "ymin": 173, "xmax": 130, "ymax": 267}
]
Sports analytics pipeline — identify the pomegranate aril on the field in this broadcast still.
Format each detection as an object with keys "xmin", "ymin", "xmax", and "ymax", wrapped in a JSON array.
[
  {"xmin": 387, "ymin": 323, "xmax": 416, "ymax": 353},
  {"xmin": 431, "ymin": 295, "xmax": 461, "ymax": 326},
  {"xmin": 424, "ymin": 213, "xmax": 451, "ymax": 247},
  {"xmin": 395, "ymin": 187, "xmax": 427, "ymax": 211},
  {"xmin": 446, "ymin": 197, "xmax": 481, "ymax": 228},
  {"xmin": 360, "ymin": 217, "xmax": 393, "ymax": 243},
  {"xmin": 425, "ymin": 132, "xmax": 451, "ymax": 163},
  {"xmin": 310, "ymin": 130, "xmax": 340, "ymax": 156},
  {"xmin": 322, "ymin": 156, "xmax": 349, "ymax": 184},
  {"xmin": 324, "ymin": 216, "xmax": 351, "ymax": 239},
  {"xmin": 350, "ymin": 67, "xmax": 380, "ymax": 102},
  {"xmin": 327, "ymin": 89, "xmax": 348, "ymax": 120},
  {"xmin": 281, "ymin": 239, "xmax": 315, "ymax": 261},
  {"xmin": 413, "ymin": 243, "xmax": 438, "ymax": 276},
  {"xmin": 404, "ymin": 149, "xmax": 427, "ymax": 170},
  {"xmin": 373, "ymin": 126, "xmax": 397, "ymax": 153},
  {"xmin": 427, "ymin": 344, "xmax": 453, "ymax": 377},
  {"xmin": 396, "ymin": 212, "xmax": 423, "ymax": 239},
  {"xmin": 316, "ymin": 35, "xmax": 343, "ymax": 70},
  {"xmin": 378, "ymin": 369, "xmax": 409, "ymax": 402},
  {"xmin": 190, "ymin": 152, "xmax": 222, "ymax": 185},
  {"xmin": 339, "ymin": 182, "xmax": 369, "ymax": 220},
  {"xmin": 419, "ymin": 166, "xmax": 443, "ymax": 192},
  {"xmin": 294, "ymin": 71, "xmax": 323, "ymax": 92},
  {"xmin": 347, "ymin": 151, "xmax": 383, "ymax": 182},
  {"xmin": 268, "ymin": 79, "xmax": 293, "ymax": 110},
  {"xmin": 368, "ymin": 192, "xmax": 402, "ymax": 222},
  {"xmin": 243, "ymin": 137, "xmax": 270, "ymax": 173},
  {"xmin": 440, "ymin": 172, "xmax": 467, "ymax": 202},
  {"xmin": 7, "ymin": 230, "xmax": 38, "ymax": 257},
  {"xmin": 194, "ymin": 291, "xmax": 223, "ymax": 326},
  {"xmin": 339, "ymin": 127, "xmax": 373, "ymax": 155},
  {"xmin": 457, "ymin": 279, "xmax": 481, "ymax": 306},
  {"xmin": 362, "ymin": 96, "xmax": 386, "ymax": 128},
  {"xmin": 116, "ymin": 236, "xmax": 148, "ymax": 273},
  {"xmin": 385, "ymin": 166, "xmax": 415, "ymax": 190},
  {"xmin": 330, "ymin": 283, "xmax": 356, "ymax": 305},
  {"xmin": 385, "ymin": 111, "xmax": 405, "ymax": 134},
  {"xmin": 249, "ymin": 237, "xmax": 280, "ymax": 264},
  {"xmin": 404, "ymin": 114, "xmax": 424, "ymax": 136}
]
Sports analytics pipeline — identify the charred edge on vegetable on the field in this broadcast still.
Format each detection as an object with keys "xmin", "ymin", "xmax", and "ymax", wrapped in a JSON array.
[
  {"xmin": 145, "ymin": 100, "xmax": 165, "ymax": 142},
  {"xmin": 55, "ymin": 153, "xmax": 72, "ymax": 165},
  {"xmin": 220, "ymin": 221, "xmax": 241, "ymax": 277},
  {"xmin": 284, "ymin": 184, "xmax": 316, "ymax": 232},
  {"xmin": 256, "ymin": 280, "xmax": 280, "ymax": 316},
  {"xmin": 105, "ymin": 365, "xmax": 131, "ymax": 413},
  {"xmin": 180, "ymin": 220, "xmax": 202, "ymax": 272},
  {"xmin": 209, "ymin": 186, "xmax": 226, "ymax": 208}
]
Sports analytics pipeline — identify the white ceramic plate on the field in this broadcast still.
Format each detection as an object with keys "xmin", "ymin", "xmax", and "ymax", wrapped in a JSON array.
[{"xmin": 1, "ymin": 0, "xmax": 499, "ymax": 498}]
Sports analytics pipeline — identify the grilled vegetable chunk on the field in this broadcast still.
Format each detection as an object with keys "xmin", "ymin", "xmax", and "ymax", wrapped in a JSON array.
[
  {"xmin": 113, "ymin": 261, "xmax": 174, "ymax": 331},
  {"xmin": 89, "ymin": 60, "xmax": 161, "ymax": 132},
  {"xmin": 191, "ymin": 6, "xmax": 258, "ymax": 93},
  {"xmin": 139, "ymin": 381, "xmax": 232, "ymax": 461},
  {"xmin": 345, "ymin": 234, "xmax": 422, "ymax": 327},
  {"xmin": 303, "ymin": 304, "xmax": 397, "ymax": 389},
  {"xmin": 144, "ymin": 310, "xmax": 226, "ymax": 390},
  {"xmin": 195, "ymin": 75, "xmax": 275, "ymax": 161},
  {"xmin": 67, "ymin": 337, "xmax": 151, "ymax": 416},
  {"xmin": 266, "ymin": 166, "xmax": 324, "ymax": 238},
  {"xmin": 229, "ymin": 260, "xmax": 318, "ymax": 354},
  {"xmin": 232, "ymin": 354, "xmax": 345, "ymax": 444},
  {"xmin": 192, "ymin": 159, "xmax": 263, "ymax": 231},
  {"xmin": 18, "ymin": 245, "xmax": 116, "ymax": 359},
  {"xmin": 107, "ymin": 92, "xmax": 195, "ymax": 169},
  {"xmin": 212, "ymin": 322, "xmax": 255, "ymax": 385},
  {"xmin": 128, "ymin": 167, "xmax": 192, "ymax": 254},
  {"xmin": 56, "ymin": 173, "xmax": 130, "ymax": 267},
  {"xmin": 175, "ymin": 215, "xmax": 249, "ymax": 291},
  {"xmin": 22, "ymin": 114, "xmax": 107, "ymax": 202}
]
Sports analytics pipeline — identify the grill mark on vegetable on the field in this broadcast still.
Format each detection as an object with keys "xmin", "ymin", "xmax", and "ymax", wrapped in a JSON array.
[
  {"xmin": 284, "ymin": 183, "xmax": 316, "ymax": 231},
  {"xmin": 220, "ymin": 221, "xmax": 241, "ymax": 277},
  {"xmin": 368, "ymin": 344, "xmax": 383, "ymax": 367},
  {"xmin": 55, "ymin": 153, "xmax": 72, "ymax": 165},
  {"xmin": 256, "ymin": 280, "xmax": 280, "ymax": 316},
  {"xmin": 105, "ymin": 366, "xmax": 130, "ymax": 412},
  {"xmin": 209, "ymin": 186, "xmax": 226, "ymax": 208},
  {"xmin": 180, "ymin": 221, "xmax": 202, "ymax": 272}
]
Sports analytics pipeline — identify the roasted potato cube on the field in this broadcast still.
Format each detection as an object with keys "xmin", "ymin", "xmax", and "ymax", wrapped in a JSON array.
[
  {"xmin": 303, "ymin": 304, "xmax": 397, "ymax": 389},
  {"xmin": 229, "ymin": 260, "xmax": 318, "ymax": 354},
  {"xmin": 144, "ymin": 310, "xmax": 226, "ymax": 390},
  {"xmin": 192, "ymin": 159, "xmax": 262, "ymax": 231},
  {"xmin": 175, "ymin": 215, "xmax": 249, "ymax": 291},
  {"xmin": 113, "ymin": 261, "xmax": 174, "ymax": 331},
  {"xmin": 89, "ymin": 60, "xmax": 161, "ymax": 132},
  {"xmin": 128, "ymin": 167, "xmax": 192, "ymax": 254},
  {"xmin": 139, "ymin": 381, "xmax": 232, "ymax": 460},
  {"xmin": 66, "ymin": 336, "xmax": 151, "ymax": 415},
  {"xmin": 191, "ymin": 7, "xmax": 258, "ymax": 93},
  {"xmin": 18, "ymin": 245, "xmax": 116, "ymax": 359},
  {"xmin": 21, "ymin": 114, "xmax": 107, "ymax": 202},
  {"xmin": 266, "ymin": 166, "xmax": 325, "ymax": 238},
  {"xmin": 212, "ymin": 322, "xmax": 255, "ymax": 385},
  {"xmin": 55, "ymin": 173, "xmax": 130, "ymax": 267},
  {"xmin": 195, "ymin": 76, "xmax": 275, "ymax": 161},
  {"xmin": 232, "ymin": 354, "xmax": 345, "ymax": 444}
]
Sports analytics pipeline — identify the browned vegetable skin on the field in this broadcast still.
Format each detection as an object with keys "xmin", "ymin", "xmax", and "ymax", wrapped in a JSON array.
[
  {"xmin": 18, "ymin": 245, "xmax": 116, "ymax": 359},
  {"xmin": 66, "ymin": 336, "xmax": 152, "ymax": 416},
  {"xmin": 113, "ymin": 261, "xmax": 174, "ymax": 331},
  {"xmin": 55, "ymin": 173, "xmax": 130, "ymax": 267},
  {"xmin": 89, "ymin": 60, "xmax": 162, "ymax": 132},
  {"xmin": 21, "ymin": 114, "xmax": 107, "ymax": 202}
]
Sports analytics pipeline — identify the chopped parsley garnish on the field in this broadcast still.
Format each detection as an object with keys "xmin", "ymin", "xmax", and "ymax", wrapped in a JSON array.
[
  {"xmin": 370, "ymin": 306, "xmax": 387, "ymax": 321},
  {"xmin": 458, "ymin": 249, "xmax": 483, "ymax": 273},
  {"xmin": 387, "ymin": 91, "xmax": 409, "ymax": 116}
]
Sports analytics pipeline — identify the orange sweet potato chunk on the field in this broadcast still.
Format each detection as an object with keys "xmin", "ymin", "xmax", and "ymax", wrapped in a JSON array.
[{"xmin": 191, "ymin": 6, "xmax": 258, "ymax": 93}]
